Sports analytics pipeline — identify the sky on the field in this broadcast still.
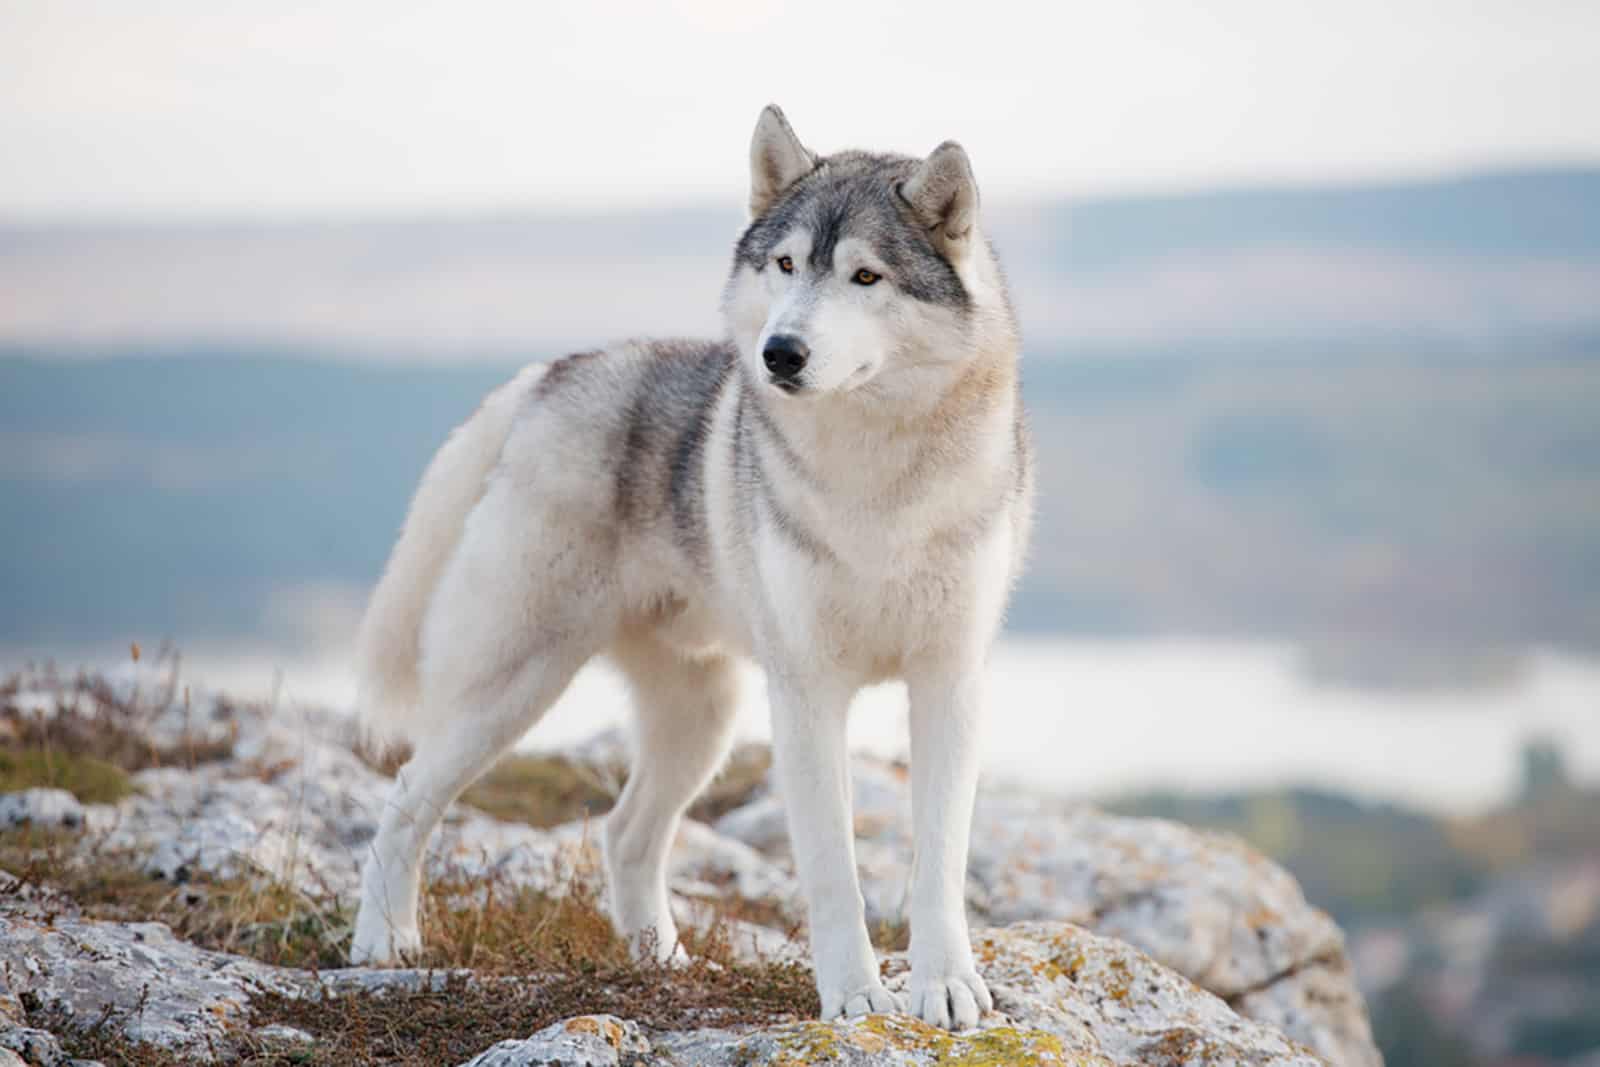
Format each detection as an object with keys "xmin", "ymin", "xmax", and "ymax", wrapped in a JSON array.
[{"xmin": 2, "ymin": 0, "xmax": 1599, "ymax": 220}]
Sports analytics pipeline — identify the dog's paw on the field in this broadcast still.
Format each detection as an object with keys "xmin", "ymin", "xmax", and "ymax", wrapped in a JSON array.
[
  {"xmin": 906, "ymin": 968, "xmax": 993, "ymax": 1030},
  {"xmin": 348, "ymin": 911, "xmax": 421, "ymax": 966},
  {"xmin": 821, "ymin": 979, "xmax": 903, "ymax": 1020},
  {"xmin": 623, "ymin": 920, "xmax": 690, "ymax": 968},
  {"xmin": 651, "ymin": 940, "xmax": 691, "ymax": 969}
]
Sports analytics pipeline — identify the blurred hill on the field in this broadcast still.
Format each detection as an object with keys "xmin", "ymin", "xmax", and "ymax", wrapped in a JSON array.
[
  {"xmin": 3, "ymin": 167, "xmax": 1598, "ymax": 358},
  {"xmin": 3, "ymin": 166, "xmax": 1599, "ymax": 672},
  {"xmin": 5, "ymin": 349, "xmax": 1598, "ymax": 668}
]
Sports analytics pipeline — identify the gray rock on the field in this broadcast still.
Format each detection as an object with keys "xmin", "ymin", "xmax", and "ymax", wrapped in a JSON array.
[
  {"xmin": 2, "ymin": 907, "xmax": 1327, "ymax": 1067},
  {"xmin": 251, "ymin": 1023, "xmax": 315, "ymax": 1047},
  {"xmin": 0, "ymin": 912, "xmax": 301, "ymax": 1058},
  {"xmin": 967, "ymin": 795, "xmax": 1379, "ymax": 1067},
  {"xmin": 0, "ymin": 790, "xmax": 84, "ymax": 831},
  {"xmin": 717, "ymin": 757, "xmax": 1379, "ymax": 1067},
  {"xmin": 458, "ymin": 1015, "xmax": 651, "ymax": 1066},
  {"xmin": 0, "ymin": 1026, "xmax": 66, "ymax": 1067},
  {"xmin": 472, "ymin": 923, "xmax": 1327, "ymax": 1067}
]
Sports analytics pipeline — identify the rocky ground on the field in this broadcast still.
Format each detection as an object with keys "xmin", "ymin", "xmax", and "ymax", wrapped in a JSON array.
[{"xmin": 0, "ymin": 663, "xmax": 1381, "ymax": 1066}]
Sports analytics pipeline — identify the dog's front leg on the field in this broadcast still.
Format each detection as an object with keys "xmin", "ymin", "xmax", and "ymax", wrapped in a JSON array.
[
  {"xmin": 904, "ymin": 664, "xmax": 993, "ymax": 1029},
  {"xmin": 768, "ymin": 672, "xmax": 901, "ymax": 1020}
]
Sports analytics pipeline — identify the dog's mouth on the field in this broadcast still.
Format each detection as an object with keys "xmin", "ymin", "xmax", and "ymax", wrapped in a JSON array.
[{"xmin": 768, "ymin": 376, "xmax": 803, "ymax": 395}]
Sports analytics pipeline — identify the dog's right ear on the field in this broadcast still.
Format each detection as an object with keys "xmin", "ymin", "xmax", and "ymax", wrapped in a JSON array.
[
  {"xmin": 749, "ymin": 104, "xmax": 815, "ymax": 218},
  {"xmin": 899, "ymin": 141, "xmax": 980, "ymax": 262}
]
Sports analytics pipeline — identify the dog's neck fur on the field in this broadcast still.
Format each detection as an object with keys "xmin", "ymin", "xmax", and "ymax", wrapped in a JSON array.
[{"xmin": 746, "ymin": 332, "xmax": 1020, "ymax": 539}]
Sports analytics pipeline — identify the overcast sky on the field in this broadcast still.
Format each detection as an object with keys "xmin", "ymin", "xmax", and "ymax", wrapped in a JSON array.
[{"xmin": 3, "ymin": 0, "xmax": 1598, "ymax": 220}]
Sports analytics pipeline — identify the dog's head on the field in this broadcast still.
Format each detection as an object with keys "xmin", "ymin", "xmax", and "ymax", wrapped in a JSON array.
[{"xmin": 722, "ymin": 105, "xmax": 1011, "ymax": 408}]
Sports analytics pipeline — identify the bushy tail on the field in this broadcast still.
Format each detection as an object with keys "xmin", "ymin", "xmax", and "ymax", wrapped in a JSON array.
[{"xmin": 353, "ymin": 364, "xmax": 546, "ymax": 747}]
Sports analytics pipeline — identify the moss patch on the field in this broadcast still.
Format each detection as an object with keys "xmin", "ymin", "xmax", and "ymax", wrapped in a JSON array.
[
  {"xmin": 455, "ymin": 741, "xmax": 772, "ymax": 830},
  {"xmin": 459, "ymin": 752, "xmax": 618, "ymax": 828},
  {"xmin": 0, "ymin": 746, "xmax": 133, "ymax": 803}
]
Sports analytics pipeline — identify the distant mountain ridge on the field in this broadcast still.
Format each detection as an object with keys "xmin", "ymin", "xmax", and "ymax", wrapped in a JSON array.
[
  {"xmin": 1037, "ymin": 166, "xmax": 1600, "ymax": 267},
  {"xmin": 2, "ymin": 166, "xmax": 1597, "ymax": 359}
]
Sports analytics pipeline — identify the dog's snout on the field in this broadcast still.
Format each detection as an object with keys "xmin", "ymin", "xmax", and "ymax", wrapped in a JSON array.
[{"xmin": 762, "ymin": 335, "xmax": 810, "ymax": 382}]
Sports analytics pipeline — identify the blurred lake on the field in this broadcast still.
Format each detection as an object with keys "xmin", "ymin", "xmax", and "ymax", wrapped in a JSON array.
[{"xmin": 8, "ymin": 636, "xmax": 1596, "ymax": 817}]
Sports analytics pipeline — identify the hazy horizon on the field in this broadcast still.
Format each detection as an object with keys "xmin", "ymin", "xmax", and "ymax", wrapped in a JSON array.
[{"xmin": 4, "ymin": 159, "xmax": 1599, "ymax": 230}]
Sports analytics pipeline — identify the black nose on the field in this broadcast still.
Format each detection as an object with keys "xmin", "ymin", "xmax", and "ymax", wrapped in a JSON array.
[{"xmin": 762, "ymin": 335, "xmax": 810, "ymax": 382}]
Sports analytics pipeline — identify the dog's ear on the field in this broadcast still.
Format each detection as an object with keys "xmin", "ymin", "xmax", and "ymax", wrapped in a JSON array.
[
  {"xmin": 899, "ymin": 141, "xmax": 979, "ymax": 261},
  {"xmin": 749, "ymin": 104, "xmax": 815, "ymax": 218}
]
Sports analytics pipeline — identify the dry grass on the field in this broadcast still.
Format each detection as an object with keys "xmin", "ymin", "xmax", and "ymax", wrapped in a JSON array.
[
  {"xmin": 251, "ymin": 866, "xmax": 818, "ymax": 1065},
  {"xmin": 870, "ymin": 916, "xmax": 912, "ymax": 953},
  {"xmin": 5, "ymin": 826, "xmax": 819, "ymax": 1066},
  {"xmin": 0, "ymin": 658, "xmax": 236, "ymax": 792},
  {"xmin": 0, "ymin": 825, "xmax": 348, "ymax": 970}
]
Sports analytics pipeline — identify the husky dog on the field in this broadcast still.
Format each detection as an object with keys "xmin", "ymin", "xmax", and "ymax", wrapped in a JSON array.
[{"xmin": 348, "ymin": 105, "xmax": 1033, "ymax": 1030}]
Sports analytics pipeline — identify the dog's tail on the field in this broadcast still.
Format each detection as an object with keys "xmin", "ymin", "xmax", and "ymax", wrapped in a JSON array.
[{"xmin": 352, "ymin": 363, "xmax": 546, "ymax": 749}]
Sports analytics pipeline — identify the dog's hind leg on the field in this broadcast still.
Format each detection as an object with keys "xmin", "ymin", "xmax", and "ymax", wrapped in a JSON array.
[
  {"xmin": 602, "ymin": 632, "xmax": 741, "ymax": 962},
  {"xmin": 350, "ymin": 480, "xmax": 616, "ymax": 965}
]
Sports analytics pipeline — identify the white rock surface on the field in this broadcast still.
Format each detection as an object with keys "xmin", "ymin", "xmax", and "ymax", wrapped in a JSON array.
[
  {"xmin": 0, "ymin": 789, "xmax": 85, "ymax": 830},
  {"xmin": 0, "ymin": 1027, "xmax": 65, "ymax": 1067},
  {"xmin": 458, "ymin": 924, "xmax": 1328, "ymax": 1067},
  {"xmin": 0, "ymin": 910, "xmax": 301, "ymax": 1057},
  {"xmin": 458, "ymin": 1015, "xmax": 652, "ymax": 1067}
]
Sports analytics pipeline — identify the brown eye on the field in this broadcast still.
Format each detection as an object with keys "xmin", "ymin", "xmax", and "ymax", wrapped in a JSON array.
[
  {"xmin": 853, "ymin": 268, "xmax": 880, "ymax": 286},
  {"xmin": 776, "ymin": 255, "xmax": 794, "ymax": 274}
]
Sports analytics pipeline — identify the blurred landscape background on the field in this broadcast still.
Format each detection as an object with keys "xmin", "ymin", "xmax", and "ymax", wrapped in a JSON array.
[{"xmin": 4, "ymin": 3, "xmax": 1599, "ymax": 1064}]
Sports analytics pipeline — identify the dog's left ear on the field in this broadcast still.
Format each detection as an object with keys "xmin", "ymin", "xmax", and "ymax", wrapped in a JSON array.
[
  {"xmin": 899, "ymin": 141, "xmax": 979, "ymax": 261},
  {"xmin": 749, "ymin": 105, "xmax": 815, "ymax": 218}
]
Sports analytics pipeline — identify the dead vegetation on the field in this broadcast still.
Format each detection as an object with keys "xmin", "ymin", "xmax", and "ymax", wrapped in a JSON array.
[{"xmin": 4, "ymin": 827, "xmax": 818, "ymax": 1065}]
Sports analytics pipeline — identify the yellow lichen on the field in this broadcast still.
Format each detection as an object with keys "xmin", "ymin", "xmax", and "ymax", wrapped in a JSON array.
[
  {"xmin": 855, "ymin": 1014, "xmax": 1091, "ymax": 1066},
  {"xmin": 773, "ymin": 1021, "xmax": 848, "ymax": 1065},
  {"xmin": 849, "ymin": 1026, "xmax": 890, "ymax": 1053},
  {"xmin": 1101, "ymin": 958, "xmax": 1134, "ymax": 1002},
  {"xmin": 561, "ymin": 1015, "xmax": 625, "ymax": 1048}
]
